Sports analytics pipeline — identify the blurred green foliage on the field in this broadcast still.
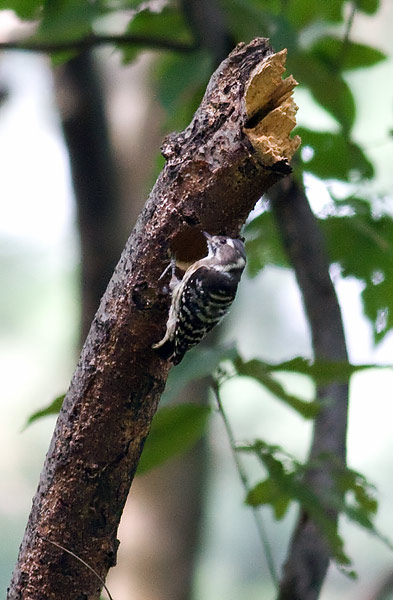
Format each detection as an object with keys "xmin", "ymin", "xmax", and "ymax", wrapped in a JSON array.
[
  {"xmin": 137, "ymin": 403, "xmax": 211, "ymax": 474},
  {"xmin": 246, "ymin": 198, "xmax": 393, "ymax": 343}
]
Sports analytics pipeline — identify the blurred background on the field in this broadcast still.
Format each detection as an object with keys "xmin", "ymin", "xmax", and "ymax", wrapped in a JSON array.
[{"xmin": 1, "ymin": 1, "xmax": 393, "ymax": 599}]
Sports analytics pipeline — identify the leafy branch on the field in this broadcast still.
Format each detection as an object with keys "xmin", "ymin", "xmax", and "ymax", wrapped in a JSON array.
[
  {"xmin": 0, "ymin": 32, "xmax": 197, "ymax": 54},
  {"xmin": 239, "ymin": 440, "xmax": 391, "ymax": 578}
]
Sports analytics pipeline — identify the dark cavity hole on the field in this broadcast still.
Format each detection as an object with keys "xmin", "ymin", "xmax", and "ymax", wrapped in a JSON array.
[{"xmin": 170, "ymin": 228, "xmax": 208, "ymax": 266}]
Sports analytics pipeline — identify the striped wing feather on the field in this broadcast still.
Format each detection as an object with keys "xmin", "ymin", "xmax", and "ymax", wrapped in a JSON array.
[{"xmin": 172, "ymin": 266, "xmax": 238, "ymax": 364}]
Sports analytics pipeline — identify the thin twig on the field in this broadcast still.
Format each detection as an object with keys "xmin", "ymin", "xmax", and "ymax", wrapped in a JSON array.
[
  {"xmin": 0, "ymin": 33, "xmax": 198, "ymax": 54},
  {"xmin": 337, "ymin": 1, "xmax": 357, "ymax": 71},
  {"xmin": 211, "ymin": 380, "xmax": 279, "ymax": 589},
  {"xmin": 41, "ymin": 536, "xmax": 115, "ymax": 600}
]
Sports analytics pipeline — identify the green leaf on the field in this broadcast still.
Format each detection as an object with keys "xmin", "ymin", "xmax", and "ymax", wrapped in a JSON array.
[
  {"xmin": 270, "ymin": 356, "xmax": 383, "ymax": 383},
  {"xmin": 287, "ymin": 0, "xmax": 345, "ymax": 27},
  {"xmin": 137, "ymin": 403, "xmax": 211, "ymax": 474},
  {"xmin": 288, "ymin": 52, "xmax": 355, "ymax": 132},
  {"xmin": 245, "ymin": 211, "xmax": 289, "ymax": 276},
  {"xmin": 154, "ymin": 49, "xmax": 213, "ymax": 130},
  {"xmin": 221, "ymin": 1, "xmax": 298, "ymax": 52},
  {"xmin": 242, "ymin": 441, "xmax": 392, "ymax": 574},
  {"xmin": 35, "ymin": 0, "xmax": 103, "ymax": 41},
  {"xmin": 250, "ymin": 0, "xmax": 280, "ymax": 9},
  {"xmin": 102, "ymin": 0, "xmax": 148, "ymax": 7},
  {"xmin": 334, "ymin": 466, "xmax": 378, "ymax": 517},
  {"xmin": 357, "ymin": 0, "xmax": 380, "ymax": 15},
  {"xmin": 49, "ymin": 50, "xmax": 79, "ymax": 66},
  {"xmin": 311, "ymin": 36, "xmax": 386, "ymax": 71},
  {"xmin": 127, "ymin": 6, "xmax": 192, "ymax": 42},
  {"xmin": 121, "ymin": 6, "xmax": 193, "ymax": 63},
  {"xmin": 321, "ymin": 205, "xmax": 393, "ymax": 341},
  {"xmin": 0, "ymin": 0, "xmax": 42, "ymax": 19},
  {"xmin": 235, "ymin": 355, "xmax": 383, "ymax": 386},
  {"xmin": 220, "ymin": 0, "xmax": 274, "ymax": 43},
  {"xmin": 318, "ymin": 458, "xmax": 392, "ymax": 554},
  {"xmin": 245, "ymin": 198, "xmax": 393, "ymax": 342},
  {"xmin": 24, "ymin": 394, "xmax": 65, "ymax": 429},
  {"xmin": 297, "ymin": 127, "xmax": 374, "ymax": 181},
  {"xmin": 240, "ymin": 441, "xmax": 353, "ymax": 570},
  {"xmin": 161, "ymin": 346, "xmax": 238, "ymax": 405},
  {"xmin": 362, "ymin": 281, "xmax": 393, "ymax": 343},
  {"xmin": 235, "ymin": 358, "xmax": 319, "ymax": 418},
  {"xmin": 246, "ymin": 478, "xmax": 291, "ymax": 519}
]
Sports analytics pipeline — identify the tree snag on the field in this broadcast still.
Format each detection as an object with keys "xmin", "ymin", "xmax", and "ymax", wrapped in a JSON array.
[{"xmin": 8, "ymin": 38, "xmax": 299, "ymax": 600}]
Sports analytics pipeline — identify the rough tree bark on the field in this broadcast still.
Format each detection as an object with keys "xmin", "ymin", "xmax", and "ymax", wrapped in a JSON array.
[
  {"xmin": 7, "ymin": 38, "xmax": 299, "ymax": 600},
  {"xmin": 271, "ymin": 178, "xmax": 349, "ymax": 600}
]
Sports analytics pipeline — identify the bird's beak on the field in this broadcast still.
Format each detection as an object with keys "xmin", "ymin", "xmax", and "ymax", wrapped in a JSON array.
[{"xmin": 202, "ymin": 231, "xmax": 213, "ymax": 240}]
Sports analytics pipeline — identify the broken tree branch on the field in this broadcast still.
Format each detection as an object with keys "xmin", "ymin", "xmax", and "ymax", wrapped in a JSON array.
[{"xmin": 7, "ymin": 38, "xmax": 299, "ymax": 600}]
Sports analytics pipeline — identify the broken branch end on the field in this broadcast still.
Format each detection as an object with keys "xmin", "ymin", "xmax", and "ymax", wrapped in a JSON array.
[{"xmin": 244, "ymin": 48, "xmax": 301, "ymax": 166}]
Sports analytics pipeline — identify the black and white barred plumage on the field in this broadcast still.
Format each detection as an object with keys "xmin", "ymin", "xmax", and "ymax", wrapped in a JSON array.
[{"xmin": 153, "ymin": 232, "xmax": 246, "ymax": 365}]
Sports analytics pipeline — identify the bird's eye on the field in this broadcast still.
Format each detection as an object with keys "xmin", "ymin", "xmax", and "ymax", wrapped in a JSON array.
[{"xmin": 220, "ymin": 239, "xmax": 226, "ymax": 244}]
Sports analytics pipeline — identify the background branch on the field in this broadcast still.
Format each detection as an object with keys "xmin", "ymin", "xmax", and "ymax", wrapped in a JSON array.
[
  {"xmin": 181, "ymin": 0, "xmax": 235, "ymax": 63},
  {"xmin": 0, "ymin": 33, "xmax": 197, "ymax": 54},
  {"xmin": 271, "ymin": 178, "xmax": 349, "ymax": 600},
  {"xmin": 55, "ymin": 50, "xmax": 124, "ymax": 342}
]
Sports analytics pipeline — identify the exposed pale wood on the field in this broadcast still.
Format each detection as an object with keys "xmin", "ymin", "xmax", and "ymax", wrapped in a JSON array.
[{"xmin": 244, "ymin": 48, "xmax": 300, "ymax": 165}]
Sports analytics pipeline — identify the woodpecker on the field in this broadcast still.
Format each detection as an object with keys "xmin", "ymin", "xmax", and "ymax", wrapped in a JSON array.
[{"xmin": 153, "ymin": 232, "xmax": 246, "ymax": 365}]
